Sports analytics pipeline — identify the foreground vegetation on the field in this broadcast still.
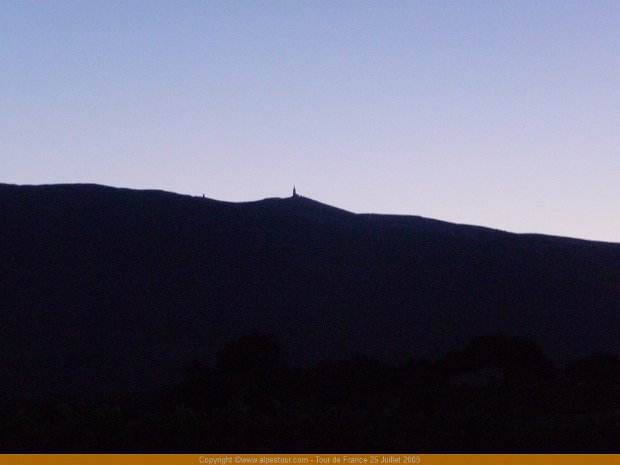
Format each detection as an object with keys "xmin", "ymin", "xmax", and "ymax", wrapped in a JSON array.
[{"xmin": 1, "ymin": 333, "xmax": 618, "ymax": 452}]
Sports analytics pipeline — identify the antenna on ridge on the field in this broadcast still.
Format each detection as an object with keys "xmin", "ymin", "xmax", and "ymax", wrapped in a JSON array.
[{"xmin": 292, "ymin": 186, "xmax": 298, "ymax": 198}]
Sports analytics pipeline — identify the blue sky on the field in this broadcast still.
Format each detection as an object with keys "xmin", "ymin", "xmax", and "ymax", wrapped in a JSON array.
[{"xmin": 2, "ymin": 1, "xmax": 619, "ymax": 241}]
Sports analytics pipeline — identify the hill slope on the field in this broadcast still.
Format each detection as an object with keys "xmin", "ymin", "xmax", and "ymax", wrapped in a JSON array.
[{"xmin": 1, "ymin": 183, "xmax": 618, "ymax": 396}]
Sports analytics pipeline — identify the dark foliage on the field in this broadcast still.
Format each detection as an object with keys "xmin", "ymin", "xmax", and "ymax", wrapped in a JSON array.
[{"xmin": 0, "ymin": 334, "xmax": 618, "ymax": 453}]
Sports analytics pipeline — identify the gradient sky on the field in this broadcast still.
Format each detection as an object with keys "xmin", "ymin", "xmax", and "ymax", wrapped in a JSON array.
[{"xmin": 2, "ymin": 1, "xmax": 619, "ymax": 241}]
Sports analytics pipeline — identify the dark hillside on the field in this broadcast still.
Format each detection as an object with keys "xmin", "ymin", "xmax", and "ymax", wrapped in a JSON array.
[{"xmin": 0, "ymin": 183, "xmax": 618, "ymax": 397}]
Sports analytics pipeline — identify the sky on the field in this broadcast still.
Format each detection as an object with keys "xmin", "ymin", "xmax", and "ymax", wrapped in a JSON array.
[{"xmin": 2, "ymin": 1, "xmax": 619, "ymax": 242}]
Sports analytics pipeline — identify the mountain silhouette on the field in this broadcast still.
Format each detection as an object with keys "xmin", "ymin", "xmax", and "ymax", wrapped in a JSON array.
[{"xmin": 1, "ymin": 183, "xmax": 618, "ymax": 397}]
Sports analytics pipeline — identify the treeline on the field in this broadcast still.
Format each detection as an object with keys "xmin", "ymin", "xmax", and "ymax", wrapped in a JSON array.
[{"xmin": 1, "ymin": 333, "xmax": 618, "ymax": 452}]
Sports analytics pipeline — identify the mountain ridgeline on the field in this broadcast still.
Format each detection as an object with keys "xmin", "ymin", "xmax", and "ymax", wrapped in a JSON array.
[{"xmin": 1, "ymin": 183, "xmax": 618, "ymax": 397}]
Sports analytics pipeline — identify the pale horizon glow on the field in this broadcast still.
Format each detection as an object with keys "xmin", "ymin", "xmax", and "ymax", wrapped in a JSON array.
[{"xmin": 2, "ymin": 1, "xmax": 619, "ymax": 242}]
